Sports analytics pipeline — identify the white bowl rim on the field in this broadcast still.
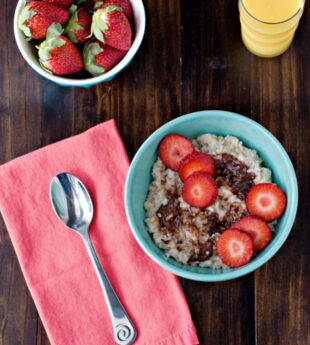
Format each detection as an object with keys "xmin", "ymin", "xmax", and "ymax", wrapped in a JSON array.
[{"xmin": 13, "ymin": 0, "xmax": 146, "ymax": 86}]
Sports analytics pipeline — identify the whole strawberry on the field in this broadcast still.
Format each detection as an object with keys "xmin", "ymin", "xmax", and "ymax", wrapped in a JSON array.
[
  {"xmin": 83, "ymin": 39, "xmax": 127, "ymax": 75},
  {"xmin": 18, "ymin": 1, "xmax": 69, "ymax": 40},
  {"xmin": 38, "ymin": 23, "xmax": 83, "ymax": 75},
  {"xmin": 65, "ymin": 5, "xmax": 92, "ymax": 44},
  {"xmin": 94, "ymin": 0, "xmax": 133, "ymax": 21},
  {"xmin": 91, "ymin": 4, "xmax": 132, "ymax": 50},
  {"xmin": 43, "ymin": 0, "xmax": 75, "ymax": 8}
]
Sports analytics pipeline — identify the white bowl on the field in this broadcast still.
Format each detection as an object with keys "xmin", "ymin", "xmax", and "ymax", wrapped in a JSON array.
[{"xmin": 14, "ymin": 0, "xmax": 146, "ymax": 87}]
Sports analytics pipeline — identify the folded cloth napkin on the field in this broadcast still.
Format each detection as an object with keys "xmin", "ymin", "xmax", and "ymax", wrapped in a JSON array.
[{"xmin": 0, "ymin": 120, "xmax": 198, "ymax": 345}]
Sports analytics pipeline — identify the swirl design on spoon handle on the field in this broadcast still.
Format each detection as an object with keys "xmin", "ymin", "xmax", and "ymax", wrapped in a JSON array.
[
  {"xmin": 115, "ymin": 324, "xmax": 134, "ymax": 343},
  {"xmin": 77, "ymin": 230, "xmax": 136, "ymax": 344}
]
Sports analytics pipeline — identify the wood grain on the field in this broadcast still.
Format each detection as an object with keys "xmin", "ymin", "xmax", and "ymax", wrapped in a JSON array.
[
  {"xmin": 0, "ymin": 0, "xmax": 309, "ymax": 344},
  {"xmin": 254, "ymin": 5, "xmax": 310, "ymax": 345},
  {"xmin": 180, "ymin": 2, "xmax": 255, "ymax": 345}
]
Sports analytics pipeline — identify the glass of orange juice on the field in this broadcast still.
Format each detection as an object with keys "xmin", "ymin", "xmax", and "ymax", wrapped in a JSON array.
[{"xmin": 239, "ymin": 0, "xmax": 305, "ymax": 58}]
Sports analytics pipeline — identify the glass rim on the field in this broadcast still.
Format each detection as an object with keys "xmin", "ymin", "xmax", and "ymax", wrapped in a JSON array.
[{"xmin": 239, "ymin": 0, "xmax": 305, "ymax": 25}]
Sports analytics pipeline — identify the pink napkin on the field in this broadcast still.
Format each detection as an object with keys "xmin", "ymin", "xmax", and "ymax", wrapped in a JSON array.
[{"xmin": 0, "ymin": 120, "xmax": 198, "ymax": 345}]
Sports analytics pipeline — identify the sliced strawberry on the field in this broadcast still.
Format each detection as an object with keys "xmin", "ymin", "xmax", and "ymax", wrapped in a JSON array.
[
  {"xmin": 182, "ymin": 172, "xmax": 218, "ymax": 208},
  {"xmin": 83, "ymin": 39, "xmax": 127, "ymax": 75},
  {"xmin": 178, "ymin": 151, "xmax": 215, "ymax": 182},
  {"xmin": 246, "ymin": 183, "xmax": 287, "ymax": 221},
  {"xmin": 158, "ymin": 134, "xmax": 195, "ymax": 171},
  {"xmin": 234, "ymin": 215, "xmax": 272, "ymax": 252},
  {"xmin": 18, "ymin": 1, "xmax": 70, "ymax": 40},
  {"xmin": 217, "ymin": 229, "xmax": 254, "ymax": 268},
  {"xmin": 91, "ymin": 4, "xmax": 132, "ymax": 50}
]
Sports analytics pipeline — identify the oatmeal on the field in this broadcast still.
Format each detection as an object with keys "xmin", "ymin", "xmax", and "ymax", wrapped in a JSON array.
[{"xmin": 144, "ymin": 134, "xmax": 273, "ymax": 268}]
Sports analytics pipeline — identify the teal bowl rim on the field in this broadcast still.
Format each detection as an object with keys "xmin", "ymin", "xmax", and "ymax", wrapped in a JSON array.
[{"xmin": 124, "ymin": 110, "xmax": 298, "ymax": 282}]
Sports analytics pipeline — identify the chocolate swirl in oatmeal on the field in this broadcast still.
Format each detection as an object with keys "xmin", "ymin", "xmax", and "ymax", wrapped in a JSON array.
[
  {"xmin": 158, "ymin": 196, "xmax": 230, "ymax": 234},
  {"xmin": 154, "ymin": 154, "xmax": 255, "ymax": 264},
  {"xmin": 215, "ymin": 153, "xmax": 255, "ymax": 200}
]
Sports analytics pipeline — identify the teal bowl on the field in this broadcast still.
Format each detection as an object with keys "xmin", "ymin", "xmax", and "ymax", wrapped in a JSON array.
[{"xmin": 124, "ymin": 110, "xmax": 298, "ymax": 282}]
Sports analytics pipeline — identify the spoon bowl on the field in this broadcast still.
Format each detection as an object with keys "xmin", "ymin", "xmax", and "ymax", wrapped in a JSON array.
[{"xmin": 50, "ymin": 173, "xmax": 93, "ymax": 232}]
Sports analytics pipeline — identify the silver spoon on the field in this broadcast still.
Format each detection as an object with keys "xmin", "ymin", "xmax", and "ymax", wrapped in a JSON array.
[{"xmin": 50, "ymin": 172, "xmax": 137, "ymax": 345}]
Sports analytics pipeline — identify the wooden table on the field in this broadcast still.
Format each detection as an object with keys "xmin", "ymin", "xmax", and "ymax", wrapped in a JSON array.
[{"xmin": 0, "ymin": 1, "xmax": 309, "ymax": 344}]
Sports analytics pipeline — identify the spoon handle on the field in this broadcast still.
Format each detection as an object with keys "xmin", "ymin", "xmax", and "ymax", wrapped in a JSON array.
[{"xmin": 81, "ymin": 232, "xmax": 137, "ymax": 345}]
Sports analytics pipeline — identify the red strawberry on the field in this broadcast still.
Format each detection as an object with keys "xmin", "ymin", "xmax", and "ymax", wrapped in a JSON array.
[
  {"xmin": 83, "ymin": 39, "xmax": 127, "ymax": 75},
  {"xmin": 182, "ymin": 172, "xmax": 218, "ymax": 208},
  {"xmin": 18, "ymin": 1, "xmax": 70, "ymax": 40},
  {"xmin": 43, "ymin": 0, "xmax": 75, "ymax": 8},
  {"xmin": 178, "ymin": 152, "xmax": 215, "ymax": 182},
  {"xmin": 38, "ymin": 23, "xmax": 83, "ymax": 75},
  {"xmin": 246, "ymin": 183, "xmax": 287, "ymax": 221},
  {"xmin": 217, "ymin": 229, "xmax": 254, "ymax": 268},
  {"xmin": 91, "ymin": 4, "xmax": 132, "ymax": 50},
  {"xmin": 65, "ymin": 5, "xmax": 92, "ymax": 44},
  {"xmin": 158, "ymin": 134, "xmax": 195, "ymax": 171},
  {"xmin": 94, "ymin": 0, "xmax": 133, "ymax": 21},
  {"xmin": 234, "ymin": 215, "xmax": 272, "ymax": 252}
]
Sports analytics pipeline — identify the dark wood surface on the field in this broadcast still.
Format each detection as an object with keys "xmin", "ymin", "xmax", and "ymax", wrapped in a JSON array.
[{"xmin": 0, "ymin": 1, "xmax": 309, "ymax": 344}]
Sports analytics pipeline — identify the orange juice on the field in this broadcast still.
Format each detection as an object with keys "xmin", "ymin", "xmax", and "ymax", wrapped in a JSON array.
[{"xmin": 239, "ymin": 0, "xmax": 305, "ymax": 57}]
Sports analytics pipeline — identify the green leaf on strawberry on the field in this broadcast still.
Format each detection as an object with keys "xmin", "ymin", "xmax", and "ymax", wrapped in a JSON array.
[
  {"xmin": 38, "ymin": 60, "xmax": 53, "ymax": 75},
  {"xmin": 83, "ymin": 40, "xmax": 105, "ymax": 75},
  {"xmin": 38, "ymin": 37, "xmax": 66, "ymax": 61},
  {"xmin": 91, "ymin": 5, "xmax": 122, "ymax": 43},
  {"xmin": 94, "ymin": 1, "xmax": 104, "ymax": 9},
  {"xmin": 18, "ymin": 6, "xmax": 36, "ymax": 38},
  {"xmin": 46, "ymin": 22, "xmax": 64, "ymax": 39},
  {"xmin": 37, "ymin": 24, "xmax": 66, "ymax": 62},
  {"xmin": 84, "ymin": 39, "xmax": 127, "ymax": 76},
  {"xmin": 69, "ymin": 4, "xmax": 78, "ymax": 14},
  {"xmin": 65, "ymin": 5, "xmax": 84, "ymax": 43}
]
